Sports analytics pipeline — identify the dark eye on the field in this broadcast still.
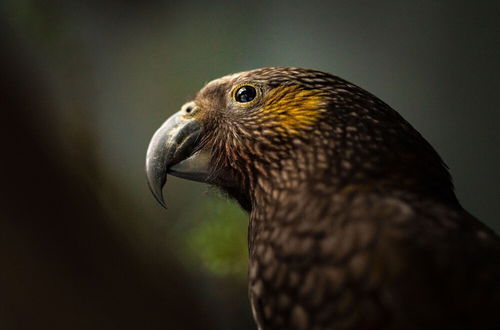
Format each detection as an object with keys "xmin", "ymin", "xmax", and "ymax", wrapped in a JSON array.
[{"xmin": 235, "ymin": 85, "xmax": 257, "ymax": 103}]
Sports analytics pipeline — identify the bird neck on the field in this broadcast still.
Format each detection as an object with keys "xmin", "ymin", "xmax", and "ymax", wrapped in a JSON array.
[{"xmin": 245, "ymin": 139, "xmax": 460, "ymax": 222}]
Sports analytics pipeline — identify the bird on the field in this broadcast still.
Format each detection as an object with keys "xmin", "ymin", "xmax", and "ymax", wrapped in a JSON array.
[{"xmin": 145, "ymin": 67, "xmax": 500, "ymax": 330}]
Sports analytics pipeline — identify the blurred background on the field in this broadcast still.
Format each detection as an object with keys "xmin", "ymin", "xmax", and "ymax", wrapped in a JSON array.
[{"xmin": 0, "ymin": 1, "xmax": 499, "ymax": 329}]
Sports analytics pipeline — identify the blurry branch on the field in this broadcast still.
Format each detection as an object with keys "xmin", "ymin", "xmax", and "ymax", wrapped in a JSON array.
[{"xmin": 0, "ymin": 20, "xmax": 215, "ymax": 330}]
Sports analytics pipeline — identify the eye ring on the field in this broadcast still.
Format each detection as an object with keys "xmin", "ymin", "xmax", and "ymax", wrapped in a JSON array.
[{"xmin": 235, "ymin": 85, "xmax": 257, "ymax": 103}]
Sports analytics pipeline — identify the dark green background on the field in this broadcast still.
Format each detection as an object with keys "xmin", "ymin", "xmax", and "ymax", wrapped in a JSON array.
[{"xmin": 1, "ymin": 1, "xmax": 499, "ymax": 329}]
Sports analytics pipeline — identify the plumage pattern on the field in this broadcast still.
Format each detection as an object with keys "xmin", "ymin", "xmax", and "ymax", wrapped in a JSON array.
[{"xmin": 147, "ymin": 67, "xmax": 500, "ymax": 330}]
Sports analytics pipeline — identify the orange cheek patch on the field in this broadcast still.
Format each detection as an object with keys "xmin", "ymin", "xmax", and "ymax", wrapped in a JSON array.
[{"xmin": 259, "ymin": 85, "xmax": 327, "ymax": 135}]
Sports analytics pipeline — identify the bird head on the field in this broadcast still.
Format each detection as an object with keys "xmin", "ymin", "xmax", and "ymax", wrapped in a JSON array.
[{"xmin": 146, "ymin": 67, "xmax": 457, "ymax": 211}]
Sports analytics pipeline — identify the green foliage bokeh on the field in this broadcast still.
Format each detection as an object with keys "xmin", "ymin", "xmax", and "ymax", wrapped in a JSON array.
[{"xmin": 183, "ymin": 197, "xmax": 248, "ymax": 278}]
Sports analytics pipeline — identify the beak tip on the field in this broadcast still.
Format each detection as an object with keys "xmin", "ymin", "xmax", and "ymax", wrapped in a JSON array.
[
  {"xmin": 148, "ymin": 178, "xmax": 167, "ymax": 209},
  {"xmin": 156, "ymin": 194, "xmax": 167, "ymax": 209},
  {"xmin": 146, "ymin": 158, "xmax": 168, "ymax": 209}
]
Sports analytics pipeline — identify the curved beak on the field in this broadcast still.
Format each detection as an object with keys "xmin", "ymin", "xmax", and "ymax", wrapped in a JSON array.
[{"xmin": 145, "ymin": 109, "xmax": 210, "ymax": 208}]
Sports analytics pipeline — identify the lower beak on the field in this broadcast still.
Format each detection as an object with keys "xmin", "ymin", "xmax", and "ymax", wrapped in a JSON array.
[{"xmin": 145, "ymin": 110, "xmax": 210, "ymax": 208}]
